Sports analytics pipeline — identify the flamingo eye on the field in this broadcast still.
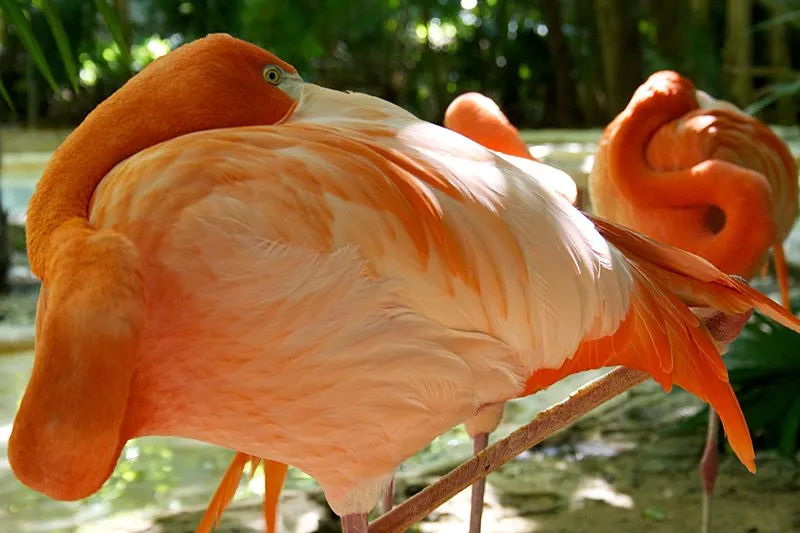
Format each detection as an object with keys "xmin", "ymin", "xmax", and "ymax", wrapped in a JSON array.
[{"xmin": 263, "ymin": 65, "xmax": 283, "ymax": 85}]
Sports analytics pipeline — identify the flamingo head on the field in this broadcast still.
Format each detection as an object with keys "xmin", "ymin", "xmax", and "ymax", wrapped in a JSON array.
[
  {"xmin": 26, "ymin": 33, "xmax": 304, "ymax": 281},
  {"xmin": 77, "ymin": 32, "xmax": 304, "ymax": 146}
]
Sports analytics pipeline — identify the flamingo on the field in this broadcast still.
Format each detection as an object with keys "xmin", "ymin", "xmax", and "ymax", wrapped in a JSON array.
[
  {"xmin": 588, "ymin": 70, "xmax": 799, "ymax": 533},
  {"xmin": 443, "ymin": 92, "xmax": 536, "ymax": 160},
  {"xmin": 206, "ymin": 90, "xmax": 580, "ymax": 533},
  {"xmin": 9, "ymin": 35, "xmax": 800, "ymax": 533},
  {"xmin": 444, "ymin": 92, "xmax": 578, "ymax": 207}
]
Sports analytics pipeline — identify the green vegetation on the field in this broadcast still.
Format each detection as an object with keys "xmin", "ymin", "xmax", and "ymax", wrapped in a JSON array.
[{"xmin": 2, "ymin": 0, "xmax": 800, "ymax": 128}]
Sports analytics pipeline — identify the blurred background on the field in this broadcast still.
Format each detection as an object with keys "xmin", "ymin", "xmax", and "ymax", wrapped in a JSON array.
[{"xmin": 1, "ymin": 0, "xmax": 800, "ymax": 532}]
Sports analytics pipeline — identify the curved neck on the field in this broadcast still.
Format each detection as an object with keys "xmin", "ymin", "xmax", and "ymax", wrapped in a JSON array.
[
  {"xmin": 26, "ymin": 76, "xmax": 296, "ymax": 280},
  {"xmin": 606, "ymin": 90, "xmax": 697, "ymax": 204},
  {"xmin": 603, "ymin": 85, "xmax": 780, "ymax": 277}
]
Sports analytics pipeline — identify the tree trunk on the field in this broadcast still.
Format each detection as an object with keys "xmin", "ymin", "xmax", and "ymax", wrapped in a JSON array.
[
  {"xmin": 767, "ymin": 3, "xmax": 797, "ymax": 124},
  {"xmin": 684, "ymin": 0, "xmax": 722, "ymax": 94},
  {"xmin": 25, "ymin": 53, "xmax": 39, "ymax": 128},
  {"xmin": 594, "ymin": 0, "xmax": 643, "ymax": 119},
  {"xmin": 723, "ymin": 0, "xmax": 753, "ymax": 107},
  {"xmin": 648, "ymin": 0, "xmax": 687, "ymax": 70},
  {"xmin": 573, "ymin": 0, "xmax": 603, "ymax": 125},
  {"xmin": 114, "ymin": 0, "xmax": 132, "ymax": 49},
  {"xmin": 543, "ymin": 0, "xmax": 583, "ymax": 127},
  {"xmin": 691, "ymin": 0, "xmax": 711, "ymax": 25}
]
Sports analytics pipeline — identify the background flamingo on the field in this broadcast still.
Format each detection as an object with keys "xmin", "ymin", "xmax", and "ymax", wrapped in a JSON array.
[
  {"xmin": 9, "ymin": 36, "xmax": 800, "ymax": 533},
  {"xmin": 588, "ymin": 70, "xmax": 799, "ymax": 533},
  {"xmin": 444, "ymin": 92, "xmax": 537, "ymax": 160}
]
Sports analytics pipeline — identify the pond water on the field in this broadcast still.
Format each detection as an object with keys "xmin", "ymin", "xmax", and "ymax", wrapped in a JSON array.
[{"xmin": 1, "ymin": 135, "xmax": 799, "ymax": 533}]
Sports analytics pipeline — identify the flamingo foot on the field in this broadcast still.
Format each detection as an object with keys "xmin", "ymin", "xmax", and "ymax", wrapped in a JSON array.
[
  {"xmin": 341, "ymin": 512, "xmax": 368, "ymax": 533},
  {"xmin": 469, "ymin": 433, "xmax": 489, "ymax": 533},
  {"xmin": 700, "ymin": 409, "xmax": 721, "ymax": 533},
  {"xmin": 380, "ymin": 476, "xmax": 395, "ymax": 515}
]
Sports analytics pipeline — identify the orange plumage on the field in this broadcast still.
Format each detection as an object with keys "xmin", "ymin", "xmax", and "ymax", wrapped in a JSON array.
[
  {"xmin": 588, "ymin": 69, "xmax": 799, "ymax": 533},
  {"xmin": 589, "ymin": 70, "xmax": 798, "ymax": 308}
]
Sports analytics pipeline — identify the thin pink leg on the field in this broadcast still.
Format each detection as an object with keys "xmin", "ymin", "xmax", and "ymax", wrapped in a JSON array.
[
  {"xmin": 341, "ymin": 512, "xmax": 368, "ymax": 533},
  {"xmin": 700, "ymin": 409, "xmax": 720, "ymax": 533},
  {"xmin": 468, "ymin": 432, "xmax": 489, "ymax": 533},
  {"xmin": 380, "ymin": 476, "xmax": 395, "ymax": 515}
]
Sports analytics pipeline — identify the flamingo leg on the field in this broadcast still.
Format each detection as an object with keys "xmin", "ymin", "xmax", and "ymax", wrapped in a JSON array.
[
  {"xmin": 263, "ymin": 460, "xmax": 289, "ymax": 533},
  {"xmin": 468, "ymin": 432, "xmax": 489, "ymax": 533},
  {"xmin": 759, "ymin": 259, "xmax": 769, "ymax": 280},
  {"xmin": 700, "ymin": 409, "xmax": 720, "ymax": 533},
  {"xmin": 464, "ymin": 403, "xmax": 504, "ymax": 533},
  {"xmin": 380, "ymin": 476, "xmax": 395, "ymax": 515},
  {"xmin": 341, "ymin": 512, "xmax": 369, "ymax": 533}
]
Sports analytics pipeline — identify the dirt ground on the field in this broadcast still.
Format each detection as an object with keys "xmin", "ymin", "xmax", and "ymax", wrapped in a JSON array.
[{"xmin": 140, "ymin": 380, "xmax": 800, "ymax": 533}]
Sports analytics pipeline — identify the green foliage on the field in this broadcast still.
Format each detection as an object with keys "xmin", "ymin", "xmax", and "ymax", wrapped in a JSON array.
[
  {"xmin": 91, "ymin": 0, "xmax": 131, "ymax": 72},
  {"xmin": 675, "ymin": 298, "xmax": 800, "ymax": 457},
  {"xmin": 0, "ymin": 0, "xmax": 61, "ymax": 94},
  {"xmin": 40, "ymin": 0, "xmax": 78, "ymax": 91},
  {"xmin": 0, "ymin": 76, "xmax": 15, "ymax": 111},
  {"xmin": 4, "ymin": 0, "xmax": 800, "ymax": 127},
  {"xmin": 747, "ymin": 78, "xmax": 800, "ymax": 115}
]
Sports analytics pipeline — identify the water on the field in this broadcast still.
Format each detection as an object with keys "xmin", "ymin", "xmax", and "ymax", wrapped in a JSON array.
[{"xmin": 0, "ymin": 152, "xmax": 50, "ymax": 225}]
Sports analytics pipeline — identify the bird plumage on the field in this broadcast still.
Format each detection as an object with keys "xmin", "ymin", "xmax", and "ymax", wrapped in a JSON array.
[
  {"xmin": 589, "ymin": 70, "xmax": 798, "ymax": 307},
  {"xmin": 85, "ymin": 88, "xmax": 635, "ymax": 515},
  {"xmin": 587, "ymin": 70, "xmax": 799, "ymax": 533}
]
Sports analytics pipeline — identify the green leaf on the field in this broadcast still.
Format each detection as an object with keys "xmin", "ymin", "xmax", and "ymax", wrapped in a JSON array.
[
  {"xmin": 778, "ymin": 394, "xmax": 800, "ymax": 456},
  {"xmin": 739, "ymin": 378, "xmax": 798, "ymax": 433},
  {"xmin": 723, "ymin": 311, "xmax": 800, "ymax": 383},
  {"xmin": 0, "ymin": 0, "xmax": 61, "ymax": 94},
  {"xmin": 93, "ymin": 0, "xmax": 132, "ymax": 73},
  {"xmin": 40, "ymin": 0, "xmax": 79, "ymax": 92},
  {"xmin": 0, "ymin": 76, "xmax": 16, "ymax": 113},
  {"xmin": 745, "ymin": 78, "xmax": 800, "ymax": 116},
  {"xmin": 752, "ymin": 9, "xmax": 800, "ymax": 31}
]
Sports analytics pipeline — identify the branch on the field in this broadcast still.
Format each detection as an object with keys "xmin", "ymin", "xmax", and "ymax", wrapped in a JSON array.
[{"xmin": 368, "ymin": 367, "xmax": 648, "ymax": 533}]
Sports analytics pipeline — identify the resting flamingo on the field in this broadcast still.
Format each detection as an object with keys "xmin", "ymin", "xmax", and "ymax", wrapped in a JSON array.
[
  {"xmin": 9, "ymin": 36, "xmax": 800, "ymax": 533},
  {"xmin": 588, "ymin": 70, "xmax": 799, "ymax": 533}
]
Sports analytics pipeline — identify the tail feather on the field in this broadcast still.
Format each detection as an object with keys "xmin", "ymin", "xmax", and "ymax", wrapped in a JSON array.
[
  {"xmin": 263, "ymin": 460, "xmax": 289, "ymax": 533},
  {"xmin": 524, "ymin": 215, "xmax": 800, "ymax": 473},
  {"xmin": 523, "ymin": 262, "xmax": 754, "ymax": 471},
  {"xmin": 587, "ymin": 214, "xmax": 800, "ymax": 331}
]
